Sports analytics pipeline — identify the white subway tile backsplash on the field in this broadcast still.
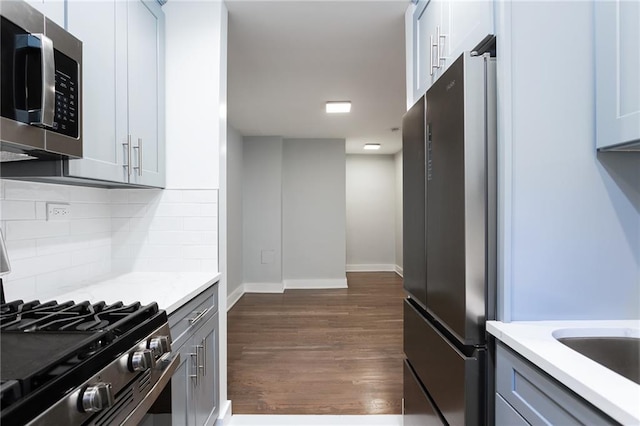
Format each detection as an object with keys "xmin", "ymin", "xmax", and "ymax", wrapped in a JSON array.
[
  {"xmin": 140, "ymin": 245, "xmax": 176, "ymax": 259},
  {"xmin": 181, "ymin": 190, "xmax": 218, "ymax": 203},
  {"xmin": 1, "ymin": 183, "xmax": 219, "ymax": 299},
  {"xmin": 200, "ymin": 203, "xmax": 218, "ymax": 217},
  {"xmin": 74, "ymin": 203, "xmax": 111, "ymax": 219},
  {"xmin": 1, "ymin": 200, "xmax": 36, "ymax": 220},
  {"xmin": 70, "ymin": 218, "xmax": 111, "ymax": 236},
  {"xmin": 5, "ymin": 239, "xmax": 37, "ymax": 260},
  {"xmin": 149, "ymin": 216, "xmax": 183, "ymax": 231},
  {"xmin": 72, "ymin": 245, "xmax": 110, "ymax": 266},
  {"xmin": 127, "ymin": 189, "xmax": 162, "ymax": 204},
  {"xmin": 182, "ymin": 245, "xmax": 217, "ymax": 259},
  {"xmin": 68, "ymin": 186, "xmax": 110, "ymax": 203},
  {"xmin": 109, "ymin": 190, "xmax": 130, "ymax": 203},
  {"xmin": 9, "ymin": 252, "xmax": 72, "ymax": 280},
  {"xmin": 4, "ymin": 180, "xmax": 70, "ymax": 202},
  {"xmin": 6, "ymin": 220, "xmax": 70, "ymax": 241},
  {"xmin": 183, "ymin": 217, "xmax": 217, "ymax": 231},
  {"xmin": 35, "ymin": 201, "xmax": 47, "ymax": 220},
  {"xmin": 4, "ymin": 277, "xmax": 36, "ymax": 301},
  {"xmin": 111, "ymin": 218, "xmax": 130, "ymax": 232},
  {"xmin": 154, "ymin": 203, "xmax": 202, "ymax": 217},
  {"xmin": 159, "ymin": 190, "xmax": 183, "ymax": 203}
]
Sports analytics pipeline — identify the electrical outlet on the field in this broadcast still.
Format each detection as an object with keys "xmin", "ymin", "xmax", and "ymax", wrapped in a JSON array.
[{"xmin": 46, "ymin": 203, "xmax": 71, "ymax": 221}]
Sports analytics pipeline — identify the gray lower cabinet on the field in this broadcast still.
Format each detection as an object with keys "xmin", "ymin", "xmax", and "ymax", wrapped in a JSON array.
[
  {"xmin": 169, "ymin": 283, "xmax": 219, "ymax": 426},
  {"xmin": 495, "ymin": 343, "xmax": 618, "ymax": 425}
]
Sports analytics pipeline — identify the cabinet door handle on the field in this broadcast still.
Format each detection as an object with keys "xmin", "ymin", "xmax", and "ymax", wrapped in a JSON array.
[
  {"xmin": 133, "ymin": 138, "xmax": 143, "ymax": 176},
  {"xmin": 430, "ymin": 35, "xmax": 435, "ymax": 76},
  {"xmin": 189, "ymin": 351, "xmax": 199, "ymax": 385},
  {"xmin": 437, "ymin": 25, "xmax": 447, "ymax": 66},
  {"xmin": 201, "ymin": 338, "xmax": 207, "ymax": 377},
  {"xmin": 123, "ymin": 135, "xmax": 132, "ymax": 177},
  {"xmin": 195, "ymin": 344, "xmax": 205, "ymax": 376}
]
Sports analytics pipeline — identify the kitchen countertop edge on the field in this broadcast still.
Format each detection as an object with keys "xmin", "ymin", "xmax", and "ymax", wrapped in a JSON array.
[{"xmin": 487, "ymin": 320, "xmax": 640, "ymax": 425}]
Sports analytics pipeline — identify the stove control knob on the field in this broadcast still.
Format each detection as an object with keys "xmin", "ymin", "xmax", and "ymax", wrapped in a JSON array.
[
  {"xmin": 129, "ymin": 349, "xmax": 156, "ymax": 372},
  {"xmin": 149, "ymin": 335, "xmax": 171, "ymax": 357},
  {"xmin": 81, "ymin": 383, "xmax": 114, "ymax": 413}
]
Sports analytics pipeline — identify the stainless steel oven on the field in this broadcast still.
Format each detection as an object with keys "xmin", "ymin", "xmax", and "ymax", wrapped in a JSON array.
[
  {"xmin": 0, "ymin": 299, "xmax": 179, "ymax": 426},
  {"xmin": 0, "ymin": 0, "xmax": 82, "ymax": 161}
]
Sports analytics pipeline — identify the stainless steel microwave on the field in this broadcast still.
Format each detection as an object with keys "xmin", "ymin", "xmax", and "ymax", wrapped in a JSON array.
[{"xmin": 0, "ymin": 1, "xmax": 82, "ymax": 161}]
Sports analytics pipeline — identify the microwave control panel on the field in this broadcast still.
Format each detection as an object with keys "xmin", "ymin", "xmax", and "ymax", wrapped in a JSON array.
[{"xmin": 52, "ymin": 49, "xmax": 79, "ymax": 139}]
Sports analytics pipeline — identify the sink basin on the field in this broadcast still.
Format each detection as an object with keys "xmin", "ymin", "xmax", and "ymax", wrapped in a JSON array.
[{"xmin": 556, "ymin": 336, "xmax": 640, "ymax": 385}]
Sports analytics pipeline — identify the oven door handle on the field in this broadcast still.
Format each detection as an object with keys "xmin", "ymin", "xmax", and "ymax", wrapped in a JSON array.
[{"xmin": 120, "ymin": 352, "xmax": 180, "ymax": 426}]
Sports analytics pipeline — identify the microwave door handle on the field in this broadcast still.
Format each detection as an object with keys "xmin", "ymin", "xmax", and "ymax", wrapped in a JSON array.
[
  {"xmin": 37, "ymin": 34, "xmax": 55, "ymax": 128},
  {"xmin": 13, "ymin": 33, "xmax": 55, "ymax": 128}
]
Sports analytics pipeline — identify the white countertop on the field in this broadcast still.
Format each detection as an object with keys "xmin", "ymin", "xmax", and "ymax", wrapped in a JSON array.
[
  {"xmin": 487, "ymin": 320, "xmax": 640, "ymax": 425},
  {"xmin": 53, "ymin": 271, "xmax": 221, "ymax": 314}
]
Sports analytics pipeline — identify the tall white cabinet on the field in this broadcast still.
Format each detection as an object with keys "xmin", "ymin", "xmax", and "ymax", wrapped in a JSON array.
[
  {"xmin": 66, "ymin": 0, "xmax": 166, "ymax": 187},
  {"xmin": 595, "ymin": 0, "xmax": 640, "ymax": 151}
]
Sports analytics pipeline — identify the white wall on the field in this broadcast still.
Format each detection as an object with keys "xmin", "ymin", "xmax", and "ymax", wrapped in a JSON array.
[
  {"xmin": 282, "ymin": 139, "xmax": 346, "ymax": 287},
  {"xmin": 164, "ymin": 0, "xmax": 224, "ymax": 190},
  {"xmin": 226, "ymin": 126, "xmax": 243, "ymax": 299},
  {"xmin": 242, "ymin": 137, "xmax": 283, "ymax": 286},
  {"xmin": 496, "ymin": 1, "xmax": 640, "ymax": 321},
  {"xmin": 395, "ymin": 151, "xmax": 403, "ymax": 274},
  {"xmin": 345, "ymin": 155, "xmax": 396, "ymax": 271},
  {"xmin": 164, "ymin": 2, "xmax": 229, "ymax": 412}
]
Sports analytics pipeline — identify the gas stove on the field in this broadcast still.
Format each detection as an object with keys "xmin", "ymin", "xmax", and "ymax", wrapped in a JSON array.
[{"xmin": 0, "ymin": 299, "xmax": 178, "ymax": 425}]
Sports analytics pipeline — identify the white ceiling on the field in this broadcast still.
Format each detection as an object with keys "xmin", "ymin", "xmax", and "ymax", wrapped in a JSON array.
[{"xmin": 226, "ymin": 0, "xmax": 409, "ymax": 155}]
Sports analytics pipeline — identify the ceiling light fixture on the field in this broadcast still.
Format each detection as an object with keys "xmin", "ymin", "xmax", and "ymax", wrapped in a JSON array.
[
  {"xmin": 363, "ymin": 144, "xmax": 381, "ymax": 151},
  {"xmin": 326, "ymin": 101, "xmax": 351, "ymax": 113}
]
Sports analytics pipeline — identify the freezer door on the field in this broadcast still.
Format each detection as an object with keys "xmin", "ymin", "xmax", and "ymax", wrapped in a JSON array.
[
  {"xmin": 404, "ymin": 299, "xmax": 485, "ymax": 426},
  {"xmin": 402, "ymin": 96, "xmax": 427, "ymax": 307},
  {"xmin": 404, "ymin": 360, "xmax": 446, "ymax": 426},
  {"xmin": 425, "ymin": 52, "xmax": 495, "ymax": 346}
]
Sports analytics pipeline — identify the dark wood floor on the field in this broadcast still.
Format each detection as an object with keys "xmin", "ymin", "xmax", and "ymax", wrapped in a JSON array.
[{"xmin": 227, "ymin": 272, "xmax": 404, "ymax": 415}]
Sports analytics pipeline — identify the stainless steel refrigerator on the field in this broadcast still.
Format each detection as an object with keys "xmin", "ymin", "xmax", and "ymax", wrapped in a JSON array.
[{"xmin": 402, "ymin": 51, "xmax": 497, "ymax": 426}]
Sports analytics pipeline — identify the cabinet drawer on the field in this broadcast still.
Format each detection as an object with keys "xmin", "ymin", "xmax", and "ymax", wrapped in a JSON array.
[
  {"xmin": 404, "ymin": 360, "xmax": 445, "ymax": 426},
  {"xmin": 169, "ymin": 284, "xmax": 218, "ymax": 349},
  {"xmin": 495, "ymin": 394, "xmax": 529, "ymax": 426},
  {"xmin": 496, "ymin": 343, "xmax": 617, "ymax": 425}
]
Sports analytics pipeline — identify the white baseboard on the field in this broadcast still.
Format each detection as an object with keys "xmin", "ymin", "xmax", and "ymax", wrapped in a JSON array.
[
  {"xmin": 394, "ymin": 265, "xmax": 403, "ymax": 277},
  {"xmin": 227, "ymin": 285, "xmax": 245, "ymax": 311},
  {"xmin": 216, "ymin": 400, "xmax": 232, "ymax": 426},
  {"xmin": 243, "ymin": 282, "xmax": 285, "ymax": 293},
  {"xmin": 346, "ymin": 264, "xmax": 397, "ymax": 272},
  {"xmin": 283, "ymin": 278, "xmax": 348, "ymax": 289}
]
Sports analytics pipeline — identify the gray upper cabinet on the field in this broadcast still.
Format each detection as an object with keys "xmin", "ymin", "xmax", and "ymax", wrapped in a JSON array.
[
  {"xmin": 595, "ymin": 0, "xmax": 640, "ymax": 151},
  {"xmin": 127, "ymin": 0, "xmax": 165, "ymax": 187},
  {"xmin": 410, "ymin": 0, "xmax": 493, "ymax": 104},
  {"xmin": 66, "ymin": 0, "xmax": 166, "ymax": 187},
  {"xmin": 67, "ymin": 1, "xmax": 126, "ymax": 183}
]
